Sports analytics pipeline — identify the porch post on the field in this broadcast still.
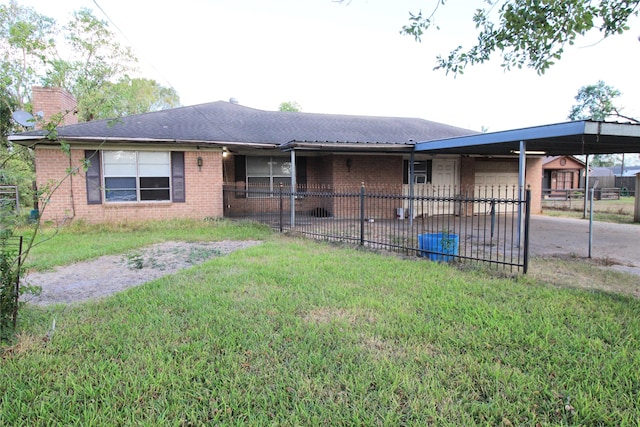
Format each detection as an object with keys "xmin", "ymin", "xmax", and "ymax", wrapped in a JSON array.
[
  {"xmin": 517, "ymin": 140, "xmax": 526, "ymax": 247},
  {"xmin": 409, "ymin": 152, "xmax": 415, "ymax": 226},
  {"xmin": 290, "ymin": 149, "xmax": 296, "ymax": 227}
]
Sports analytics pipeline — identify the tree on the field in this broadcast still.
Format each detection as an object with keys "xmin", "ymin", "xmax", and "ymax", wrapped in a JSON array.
[
  {"xmin": 568, "ymin": 80, "xmax": 639, "ymax": 123},
  {"xmin": 2, "ymin": 4, "xmax": 180, "ymax": 126},
  {"xmin": 397, "ymin": 0, "xmax": 640, "ymax": 75},
  {"xmin": 279, "ymin": 101, "xmax": 302, "ymax": 112},
  {"xmin": 110, "ymin": 77, "xmax": 180, "ymax": 115},
  {"xmin": 41, "ymin": 8, "xmax": 180, "ymax": 120},
  {"xmin": 43, "ymin": 8, "xmax": 138, "ymax": 121},
  {"xmin": 568, "ymin": 81, "xmax": 639, "ymax": 167},
  {"xmin": 0, "ymin": 1, "xmax": 53, "ymax": 209},
  {"xmin": 0, "ymin": 0, "xmax": 56, "ymax": 116}
]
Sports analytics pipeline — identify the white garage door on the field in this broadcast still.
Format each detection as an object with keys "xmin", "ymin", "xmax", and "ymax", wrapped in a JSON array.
[{"xmin": 474, "ymin": 161, "xmax": 519, "ymax": 213}]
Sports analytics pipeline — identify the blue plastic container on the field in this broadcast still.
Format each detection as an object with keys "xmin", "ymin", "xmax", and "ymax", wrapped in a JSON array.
[{"xmin": 418, "ymin": 233, "xmax": 459, "ymax": 262}]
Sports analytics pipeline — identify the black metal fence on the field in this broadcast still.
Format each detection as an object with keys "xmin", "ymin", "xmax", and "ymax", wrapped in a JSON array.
[{"xmin": 223, "ymin": 183, "xmax": 531, "ymax": 273}]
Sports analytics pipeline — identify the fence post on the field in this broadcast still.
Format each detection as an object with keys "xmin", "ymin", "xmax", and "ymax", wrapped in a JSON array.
[
  {"xmin": 523, "ymin": 189, "xmax": 531, "ymax": 274},
  {"xmin": 360, "ymin": 182, "xmax": 365, "ymax": 246},
  {"xmin": 279, "ymin": 182, "xmax": 284, "ymax": 233}
]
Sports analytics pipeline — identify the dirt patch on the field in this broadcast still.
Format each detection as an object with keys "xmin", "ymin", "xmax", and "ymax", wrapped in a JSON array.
[{"xmin": 23, "ymin": 240, "xmax": 262, "ymax": 306}]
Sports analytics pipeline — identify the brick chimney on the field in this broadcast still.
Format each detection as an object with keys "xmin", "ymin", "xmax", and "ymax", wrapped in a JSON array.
[{"xmin": 31, "ymin": 86, "xmax": 78, "ymax": 128}]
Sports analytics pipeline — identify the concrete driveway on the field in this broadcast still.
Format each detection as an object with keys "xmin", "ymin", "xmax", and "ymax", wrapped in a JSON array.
[{"xmin": 529, "ymin": 215, "xmax": 640, "ymax": 275}]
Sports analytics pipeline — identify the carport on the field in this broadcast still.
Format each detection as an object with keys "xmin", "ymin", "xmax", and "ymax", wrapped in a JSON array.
[{"xmin": 415, "ymin": 120, "xmax": 640, "ymax": 257}]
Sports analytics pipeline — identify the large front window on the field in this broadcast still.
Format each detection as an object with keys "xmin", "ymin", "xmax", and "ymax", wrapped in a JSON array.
[
  {"xmin": 556, "ymin": 171, "xmax": 574, "ymax": 190},
  {"xmin": 246, "ymin": 156, "xmax": 291, "ymax": 196},
  {"xmin": 103, "ymin": 151, "xmax": 171, "ymax": 202}
]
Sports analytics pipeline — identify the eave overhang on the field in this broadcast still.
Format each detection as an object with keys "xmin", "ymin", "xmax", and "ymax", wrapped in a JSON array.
[
  {"xmin": 9, "ymin": 135, "xmax": 278, "ymax": 150},
  {"xmin": 280, "ymin": 140, "xmax": 414, "ymax": 154}
]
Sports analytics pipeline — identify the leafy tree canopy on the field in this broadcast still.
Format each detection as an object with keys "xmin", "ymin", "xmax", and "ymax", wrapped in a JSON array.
[
  {"xmin": 568, "ymin": 80, "xmax": 639, "ymax": 167},
  {"xmin": 279, "ymin": 101, "xmax": 302, "ymax": 112},
  {"xmin": 1, "ymin": 1, "xmax": 179, "ymax": 127},
  {"xmin": 0, "ymin": 0, "xmax": 55, "ymax": 113},
  {"xmin": 398, "ymin": 0, "xmax": 640, "ymax": 75},
  {"xmin": 568, "ymin": 80, "xmax": 639, "ymax": 123}
]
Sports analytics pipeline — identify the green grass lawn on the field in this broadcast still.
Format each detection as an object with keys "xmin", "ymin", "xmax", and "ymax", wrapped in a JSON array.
[
  {"xmin": 542, "ymin": 196, "xmax": 638, "ymax": 224},
  {"xmin": 2, "ymin": 220, "xmax": 640, "ymax": 425}
]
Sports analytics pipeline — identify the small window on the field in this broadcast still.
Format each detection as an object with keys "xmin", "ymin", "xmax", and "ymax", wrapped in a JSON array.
[{"xmin": 404, "ymin": 160, "xmax": 432, "ymax": 184}]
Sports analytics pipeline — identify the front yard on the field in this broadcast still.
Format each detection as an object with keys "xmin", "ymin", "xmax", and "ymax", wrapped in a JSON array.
[
  {"xmin": 1, "ymin": 219, "xmax": 639, "ymax": 425},
  {"xmin": 542, "ymin": 196, "xmax": 637, "ymax": 224}
]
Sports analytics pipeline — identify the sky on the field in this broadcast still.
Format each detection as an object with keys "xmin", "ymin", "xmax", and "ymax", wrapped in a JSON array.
[{"xmin": 11, "ymin": 0, "xmax": 640, "ymax": 133}]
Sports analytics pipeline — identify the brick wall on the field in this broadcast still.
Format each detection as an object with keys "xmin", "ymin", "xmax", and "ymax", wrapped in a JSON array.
[
  {"xmin": 31, "ymin": 86, "xmax": 78, "ymax": 127},
  {"xmin": 307, "ymin": 156, "xmax": 333, "ymax": 187},
  {"xmin": 223, "ymin": 154, "xmax": 403, "ymax": 218},
  {"xmin": 327, "ymin": 155, "xmax": 402, "ymax": 219},
  {"xmin": 526, "ymin": 157, "xmax": 543, "ymax": 214},
  {"xmin": 220, "ymin": 153, "xmax": 543, "ymax": 219},
  {"xmin": 330, "ymin": 154, "xmax": 402, "ymax": 189},
  {"xmin": 35, "ymin": 147, "xmax": 223, "ymax": 223}
]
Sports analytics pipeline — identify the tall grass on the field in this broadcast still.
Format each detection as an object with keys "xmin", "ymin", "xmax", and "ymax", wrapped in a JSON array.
[{"xmin": 2, "ymin": 224, "xmax": 639, "ymax": 426}]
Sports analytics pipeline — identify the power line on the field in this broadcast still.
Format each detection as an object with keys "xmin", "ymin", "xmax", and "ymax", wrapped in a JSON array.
[{"xmin": 91, "ymin": 0, "xmax": 179, "ymax": 97}]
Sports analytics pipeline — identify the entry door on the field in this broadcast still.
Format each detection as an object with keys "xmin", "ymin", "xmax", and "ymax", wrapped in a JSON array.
[
  {"xmin": 432, "ymin": 159, "xmax": 458, "ymax": 215},
  {"xmin": 432, "ymin": 159, "xmax": 457, "ymax": 187}
]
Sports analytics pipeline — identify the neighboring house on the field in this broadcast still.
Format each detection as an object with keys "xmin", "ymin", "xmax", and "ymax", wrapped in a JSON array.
[
  {"xmin": 589, "ymin": 167, "xmax": 614, "ymax": 178},
  {"xmin": 611, "ymin": 165, "xmax": 640, "ymax": 177},
  {"xmin": 11, "ymin": 88, "xmax": 544, "ymax": 224},
  {"xmin": 542, "ymin": 155, "xmax": 585, "ymax": 196}
]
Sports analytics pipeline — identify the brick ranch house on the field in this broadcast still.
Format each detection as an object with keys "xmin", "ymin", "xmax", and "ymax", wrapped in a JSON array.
[{"xmin": 11, "ymin": 87, "xmax": 543, "ymax": 223}]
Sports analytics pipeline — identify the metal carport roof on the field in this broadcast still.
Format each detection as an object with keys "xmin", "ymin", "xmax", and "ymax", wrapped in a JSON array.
[
  {"xmin": 414, "ymin": 119, "xmax": 640, "ymax": 260},
  {"xmin": 414, "ymin": 120, "xmax": 640, "ymax": 156}
]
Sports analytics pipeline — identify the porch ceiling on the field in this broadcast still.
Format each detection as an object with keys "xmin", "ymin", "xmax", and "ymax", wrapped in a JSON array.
[{"xmin": 414, "ymin": 121, "xmax": 640, "ymax": 156}]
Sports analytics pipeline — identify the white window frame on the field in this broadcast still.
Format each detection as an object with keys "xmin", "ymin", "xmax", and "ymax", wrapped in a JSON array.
[
  {"xmin": 102, "ymin": 151, "xmax": 172, "ymax": 203},
  {"xmin": 246, "ymin": 156, "xmax": 291, "ymax": 197},
  {"xmin": 409, "ymin": 160, "xmax": 432, "ymax": 184}
]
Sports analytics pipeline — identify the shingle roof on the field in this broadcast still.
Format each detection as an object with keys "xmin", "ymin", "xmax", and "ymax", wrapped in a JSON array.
[
  {"xmin": 12, "ymin": 101, "xmax": 476, "ymax": 147},
  {"xmin": 542, "ymin": 155, "xmax": 585, "ymax": 166}
]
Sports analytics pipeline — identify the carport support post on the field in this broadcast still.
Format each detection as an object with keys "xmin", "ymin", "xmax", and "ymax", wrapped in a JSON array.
[
  {"xmin": 635, "ymin": 172, "xmax": 640, "ymax": 223},
  {"xmin": 517, "ymin": 140, "xmax": 526, "ymax": 247},
  {"xmin": 589, "ymin": 187, "xmax": 594, "ymax": 258},
  {"xmin": 290, "ymin": 149, "xmax": 297, "ymax": 227},
  {"xmin": 583, "ymin": 154, "xmax": 590, "ymax": 219}
]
